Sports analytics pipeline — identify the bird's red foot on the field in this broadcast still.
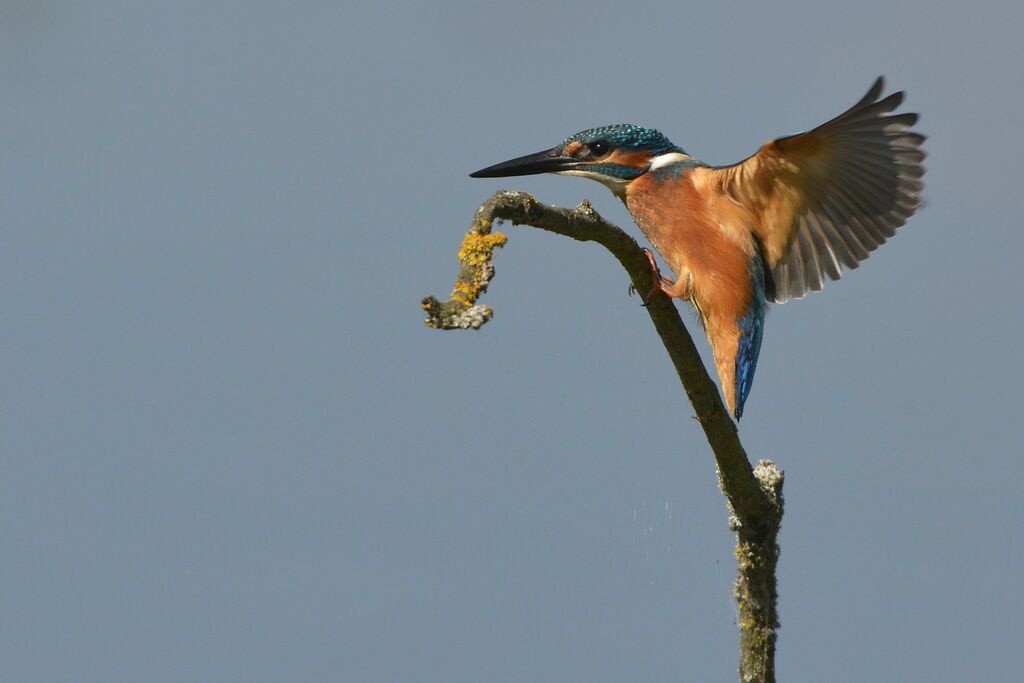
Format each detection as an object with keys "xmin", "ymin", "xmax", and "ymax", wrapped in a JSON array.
[{"xmin": 639, "ymin": 248, "xmax": 690, "ymax": 306}]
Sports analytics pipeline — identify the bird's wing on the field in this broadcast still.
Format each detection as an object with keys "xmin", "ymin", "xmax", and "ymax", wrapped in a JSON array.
[{"xmin": 696, "ymin": 77, "xmax": 925, "ymax": 303}]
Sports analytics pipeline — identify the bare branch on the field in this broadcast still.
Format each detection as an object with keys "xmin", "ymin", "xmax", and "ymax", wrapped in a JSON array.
[{"xmin": 423, "ymin": 190, "xmax": 785, "ymax": 683}]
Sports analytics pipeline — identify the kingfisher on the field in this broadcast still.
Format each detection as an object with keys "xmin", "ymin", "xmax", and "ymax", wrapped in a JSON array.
[{"xmin": 470, "ymin": 77, "xmax": 925, "ymax": 419}]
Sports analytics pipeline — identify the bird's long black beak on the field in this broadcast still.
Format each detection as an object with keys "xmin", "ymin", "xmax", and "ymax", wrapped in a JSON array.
[{"xmin": 469, "ymin": 147, "xmax": 579, "ymax": 178}]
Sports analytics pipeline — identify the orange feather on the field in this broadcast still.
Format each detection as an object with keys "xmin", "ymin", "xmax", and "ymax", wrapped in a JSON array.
[{"xmin": 625, "ymin": 172, "xmax": 756, "ymax": 414}]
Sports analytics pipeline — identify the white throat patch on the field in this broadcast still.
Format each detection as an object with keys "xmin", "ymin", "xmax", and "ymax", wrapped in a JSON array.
[
  {"xmin": 556, "ymin": 169, "xmax": 629, "ymax": 196},
  {"xmin": 648, "ymin": 152, "xmax": 689, "ymax": 170}
]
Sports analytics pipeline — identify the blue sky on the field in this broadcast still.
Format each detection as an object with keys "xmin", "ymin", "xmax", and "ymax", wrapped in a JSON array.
[{"xmin": 2, "ymin": 2, "xmax": 1022, "ymax": 681}]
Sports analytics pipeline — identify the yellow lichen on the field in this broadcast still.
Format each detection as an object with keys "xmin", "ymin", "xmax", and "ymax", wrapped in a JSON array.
[
  {"xmin": 452, "ymin": 280, "xmax": 479, "ymax": 305},
  {"xmin": 458, "ymin": 231, "xmax": 507, "ymax": 265}
]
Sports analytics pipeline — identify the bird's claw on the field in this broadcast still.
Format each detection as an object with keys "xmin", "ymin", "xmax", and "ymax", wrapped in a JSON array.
[
  {"xmin": 640, "ymin": 248, "xmax": 671, "ymax": 305},
  {"xmin": 635, "ymin": 249, "xmax": 695, "ymax": 305}
]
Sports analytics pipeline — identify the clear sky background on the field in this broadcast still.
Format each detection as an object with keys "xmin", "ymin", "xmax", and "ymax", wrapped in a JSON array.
[{"xmin": 2, "ymin": 1, "xmax": 1021, "ymax": 681}]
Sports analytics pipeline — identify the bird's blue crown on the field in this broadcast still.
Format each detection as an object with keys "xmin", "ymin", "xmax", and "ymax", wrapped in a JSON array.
[{"xmin": 562, "ymin": 124, "xmax": 681, "ymax": 155}]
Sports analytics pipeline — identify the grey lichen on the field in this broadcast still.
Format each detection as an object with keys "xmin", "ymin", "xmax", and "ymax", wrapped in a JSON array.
[
  {"xmin": 421, "ymin": 297, "xmax": 493, "ymax": 330},
  {"xmin": 753, "ymin": 460, "xmax": 784, "ymax": 510}
]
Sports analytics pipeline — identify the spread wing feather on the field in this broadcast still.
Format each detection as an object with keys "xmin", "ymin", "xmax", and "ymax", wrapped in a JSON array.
[{"xmin": 699, "ymin": 77, "xmax": 926, "ymax": 302}]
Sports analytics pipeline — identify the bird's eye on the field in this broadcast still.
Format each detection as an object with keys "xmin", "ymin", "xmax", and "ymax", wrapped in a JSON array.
[{"xmin": 588, "ymin": 140, "xmax": 611, "ymax": 156}]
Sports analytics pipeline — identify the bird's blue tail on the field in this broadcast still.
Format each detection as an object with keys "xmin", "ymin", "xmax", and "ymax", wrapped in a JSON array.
[{"xmin": 734, "ymin": 257, "xmax": 767, "ymax": 419}]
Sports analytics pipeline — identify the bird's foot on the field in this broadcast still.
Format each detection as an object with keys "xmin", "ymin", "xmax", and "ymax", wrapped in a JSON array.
[{"xmin": 637, "ymin": 249, "xmax": 692, "ymax": 306}]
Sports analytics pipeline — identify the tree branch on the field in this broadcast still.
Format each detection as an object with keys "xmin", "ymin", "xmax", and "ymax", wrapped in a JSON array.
[{"xmin": 423, "ymin": 190, "xmax": 785, "ymax": 683}]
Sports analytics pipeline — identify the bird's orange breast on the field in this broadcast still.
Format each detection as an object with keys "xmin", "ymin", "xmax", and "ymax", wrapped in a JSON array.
[
  {"xmin": 625, "ymin": 171, "xmax": 755, "ymax": 321},
  {"xmin": 625, "ymin": 170, "xmax": 761, "ymax": 415}
]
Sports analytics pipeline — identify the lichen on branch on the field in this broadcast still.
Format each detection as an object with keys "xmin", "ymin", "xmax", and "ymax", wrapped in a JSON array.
[{"xmin": 422, "ymin": 211, "xmax": 508, "ymax": 330}]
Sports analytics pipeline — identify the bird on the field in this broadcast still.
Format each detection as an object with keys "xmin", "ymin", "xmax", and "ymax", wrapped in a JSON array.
[{"xmin": 469, "ymin": 77, "xmax": 925, "ymax": 420}]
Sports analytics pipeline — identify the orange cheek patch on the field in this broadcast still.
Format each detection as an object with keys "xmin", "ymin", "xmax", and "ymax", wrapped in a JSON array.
[
  {"xmin": 562, "ymin": 141, "xmax": 585, "ymax": 156},
  {"xmin": 605, "ymin": 149, "xmax": 650, "ymax": 169}
]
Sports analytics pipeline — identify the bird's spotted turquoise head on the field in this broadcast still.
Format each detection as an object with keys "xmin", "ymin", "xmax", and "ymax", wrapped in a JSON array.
[{"xmin": 470, "ymin": 124, "xmax": 694, "ymax": 195}]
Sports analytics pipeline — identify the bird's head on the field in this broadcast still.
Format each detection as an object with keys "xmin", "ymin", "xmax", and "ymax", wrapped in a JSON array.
[{"xmin": 470, "ymin": 124, "xmax": 693, "ymax": 195}]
